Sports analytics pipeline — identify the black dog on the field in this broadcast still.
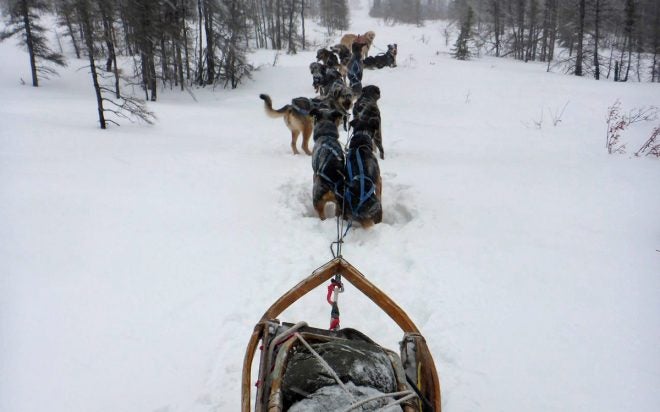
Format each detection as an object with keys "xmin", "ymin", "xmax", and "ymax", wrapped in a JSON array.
[
  {"xmin": 344, "ymin": 117, "xmax": 382, "ymax": 227},
  {"xmin": 346, "ymin": 41, "xmax": 364, "ymax": 95},
  {"xmin": 352, "ymin": 85, "xmax": 384, "ymax": 159},
  {"xmin": 309, "ymin": 62, "xmax": 326, "ymax": 93},
  {"xmin": 316, "ymin": 48, "xmax": 340, "ymax": 68},
  {"xmin": 331, "ymin": 44, "xmax": 351, "ymax": 66},
  {"xmin": 364, "ymin": 44, "xmax": 398, "ymax": 69},
  {"xmin": 310, "ymin": 108, "xmax": 346, "ymax": 220},
  {"xmin": 318, "ymin": 66, "xmax": 343, "ymax": 97}
]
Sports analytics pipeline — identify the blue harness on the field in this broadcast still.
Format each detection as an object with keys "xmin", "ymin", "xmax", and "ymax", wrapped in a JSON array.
[
  {"xmin": 313, "ymin": 137, "xmax": 345, "ymax": 199},
  {"xmin": 344, "ymin": 131, "xmax": 377, "ymax": 217},
  {"xmin": 347, "ymin": 58, "xmax": 363, "ymax": 88}
]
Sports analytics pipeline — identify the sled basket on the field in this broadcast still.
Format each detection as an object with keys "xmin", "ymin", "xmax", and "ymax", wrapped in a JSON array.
[{"xmin": 241, "ymin": 258, "xmax": 441, "ymax": 412}]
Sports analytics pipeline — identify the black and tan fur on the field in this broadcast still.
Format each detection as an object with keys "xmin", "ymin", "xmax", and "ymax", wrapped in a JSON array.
[
  {"xmin": 310, "ymin": 108, "xmax": 346, "ymax": 220},
  {"xmin": 316, "ymin": 48, "xmax": 339, "ymax": 67},
  {"xmin": 260, "ymin": 89, "xmax": 353, "ymax": 155},
  {"xmin": 259, "ymin": 94, "xmax": 313, "ymax": 155},
  {"xmin": 344, "ymin": 117, "xmax": 383, "ymax": 228},
  {"xmin": 309, "ymin": 62, "xmax": 326, "ymax": 93},
  {"xmin": 352, "ymin": 85, "xmax": 384, "ymax": 159},
  {"xmin": 364, "ymin": 44, "xmax": 398, "ymax": 69},
  {"xmin": 318, "ymin": 47, "xmax": 347, "ymax": 81}
]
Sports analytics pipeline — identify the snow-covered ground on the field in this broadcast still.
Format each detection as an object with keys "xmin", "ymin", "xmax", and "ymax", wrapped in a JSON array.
[{"xmin": 1, "ymin": 3, "xmax": 659, "ymax": 412}]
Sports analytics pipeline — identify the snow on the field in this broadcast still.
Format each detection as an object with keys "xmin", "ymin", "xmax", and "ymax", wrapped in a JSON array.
[
  {"xmin": 288, "ymin": 382, "xmax": 402, "ymax": 412},
  {"xmin": 1, "ymin": 2, "xmax": 659, "ymax": 412}
]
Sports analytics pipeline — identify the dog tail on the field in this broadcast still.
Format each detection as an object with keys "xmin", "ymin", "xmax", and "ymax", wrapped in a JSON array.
[{"xmin": 259, "ymin": 94, "xmax": 290, "ymax": 119}]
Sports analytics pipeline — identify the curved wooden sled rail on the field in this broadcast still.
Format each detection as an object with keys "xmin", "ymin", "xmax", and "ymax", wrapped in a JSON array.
[{"xmin": 241, "ymin": 257, "xmax": 441, "ymax": 412}]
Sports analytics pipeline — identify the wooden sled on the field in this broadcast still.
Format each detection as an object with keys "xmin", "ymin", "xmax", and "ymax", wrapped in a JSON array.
[{"xmin": 241, "ymin": 257, "xmax": 441, "ymax": 411}]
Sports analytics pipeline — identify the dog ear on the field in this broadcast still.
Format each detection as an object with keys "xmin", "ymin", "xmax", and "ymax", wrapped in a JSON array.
[{"xmin": 373, "ymin": 86, "xmax": 381, "ymax": 100}]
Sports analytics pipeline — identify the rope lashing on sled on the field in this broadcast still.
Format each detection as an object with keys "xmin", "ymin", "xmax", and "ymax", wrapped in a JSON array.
[
  {"xmin": 293, "ymin": 332, "xmax": 357, "ymax": 402},
  {"xmin": 292, "ymin": 331, "xmax": 418, "ymax": 411},
  {"xmin": 341, "ymin": 390, "xmax": 417, "ymax": 412}
]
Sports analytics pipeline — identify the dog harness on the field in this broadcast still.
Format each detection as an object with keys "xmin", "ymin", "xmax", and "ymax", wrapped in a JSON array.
[
  {"xmin": 345, "ymin": 131, "xmax": 378, "ymax": 217},
  {"xmin": 313, "ymin": 136, "xmax": 346, "ymax": 199},
  {"xmin": 347, "ymin": 57, "xmax": 363, "ymax": 89}
]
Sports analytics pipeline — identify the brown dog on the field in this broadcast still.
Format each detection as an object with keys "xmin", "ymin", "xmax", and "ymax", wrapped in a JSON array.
[
  {"xmin": 340, "ymin": 30, "xmax": 376, "ymax": 59},
  {"xmin": 259, "ymin": 94, "xmax": 313, "ymax": 155}
]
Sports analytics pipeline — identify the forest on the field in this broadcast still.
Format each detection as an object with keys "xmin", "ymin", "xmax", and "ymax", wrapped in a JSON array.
[{"xmin": 1, "ymin": 0, "xmax": 658, "ymax": 127}]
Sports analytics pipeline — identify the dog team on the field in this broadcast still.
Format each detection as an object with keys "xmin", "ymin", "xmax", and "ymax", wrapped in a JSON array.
[{"xmin": 260, "ymin": 30, "xmax": 398, "ymax": 228}]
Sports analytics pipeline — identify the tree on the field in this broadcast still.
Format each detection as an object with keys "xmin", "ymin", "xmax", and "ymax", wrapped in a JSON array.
[
  {"xmin": 320, "ymin": 0, "xmax": 348, "ymax": 34},
  {"xmin": 575, "ymin": 0, "xmax": 586, "ymax": 76},
  {"xmin": 74, "ymin": 0, "xmax": 154, "ymax": 129},
  {"xmin": 0, "ymin": 0, "xmax": 66, "ymax": 86},
  {"xmin": 452, "ymin": 5, "xmax": 474, "ymax": 60},
  {"xmin": 623, "ymin": 0, "xmax": 636, "ymax": 81},
  {"xmin": 216, "ymin": 0, "xmax": 253, "ymax": 88}
]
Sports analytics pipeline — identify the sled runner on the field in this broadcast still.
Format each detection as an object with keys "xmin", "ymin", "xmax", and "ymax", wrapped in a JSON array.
[{"xmin": 241, "ymin": 257, "xmax": 441, "ymax": 411}]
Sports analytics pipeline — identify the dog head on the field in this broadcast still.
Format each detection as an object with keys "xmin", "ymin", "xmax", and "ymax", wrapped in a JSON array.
[
  {"xmin": 388, "ymin": 43, "xmax": 398, "ymax": 56},
  {"xmin": 316, "ymin": 48, "xmax": 328, "ymax": 61},
  {"xmin": 363, "ymin": 31, "xmax": 376, "ymax": 45},
  {"xmin": 310, "ymin": 62, "xmax": 326, "ymax": 90},
  {"xmin": 317, "ymin": 48, "xmax": 338, "ymax": 67},
  {"xmin": 331, "ymin": 44, "xmax": 350, "ymax": 62},
  {"xmin": 387, "ymin": 44, "xmax": 398, "ymax": 67},
  {"xmin": 310, "ymin": 62, "xmax": 324, "ymax": 74},
  {"xmin": 328, "ymin": 82, "xmax": 354, "ymax": 112},
  {"xmin": 360, "ymin": 85, "xmax": 381, "ymax": 102},
  {"xmin": 310, "ymin": 108, "xmax": 344, "ymax": 138}
]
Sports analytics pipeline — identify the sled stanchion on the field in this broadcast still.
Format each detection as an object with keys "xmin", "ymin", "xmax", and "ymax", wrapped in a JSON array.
[
  {"xmin": 241, "ymin": 257, "xmax": 442, "ymax": 412},
  {"xmin": 242, "ymin": 323, "xmax": 264, "ymax": 412}
]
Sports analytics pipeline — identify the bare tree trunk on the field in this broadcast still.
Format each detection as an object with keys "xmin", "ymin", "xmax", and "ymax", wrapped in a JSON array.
[
  {"xmin": 197, "ymin": 0, "xmax": 204, "ymax": 84},
  {"xmin": 276, "ymin": 0, "xmax": 282, "ymax": 49},
  {"xmin": 77, "ymin": 0, "xmax": 106, "ymax": 128},
  {"xmin": 181, "ymin": 11, "xmax": 191, "ymax": 81},
  {"xmin": 575, "ymin": 0, "xmax": 585, "ymax": 76},
  {"xmin": 287, "ymin": 0, "xmax": 296, "ymax": 53},
  {"xmin": 516, "ymin": 0, "xmax": 525, "ymax": 60},
  {"xmin": 63, "ymin": 12, "xmax": 81, "ymax": 58},
  {"xmin": 525, "ymin": 0, "xmax": 537, "ymax": 62},
  {"xmin": 300, "ymin": 0, "xmax": 305, "ymax": 50},
  {"xmin": 493, "ymin": 0, "xmax": 501, "ymax": 57},
  {"xmin": 593, "ymin": 0, "xmax": 600, "ymax": 80},
  {"xmin": 20, "ymin": 0, "xmax": 39, "ymax": 86},
  {"xmin": 624, "ymin": 40, "xmax": 633, "ymax": 81},
  {"xmin": 548, "ymin": 0, "xmax": 557, "ymax": 62}
]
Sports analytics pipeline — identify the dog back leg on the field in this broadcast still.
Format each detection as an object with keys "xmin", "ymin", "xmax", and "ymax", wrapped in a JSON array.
[
  {"xmin": 375, "ymin": 128, "xmax": 385, "ymax": 160},
  {"xmin": 290, "ymin": 129, "xmax": 300, "ymax": 155},
  {"xmin": 301, "ymin": 118, "xmax": 313, "ymax": 156}
]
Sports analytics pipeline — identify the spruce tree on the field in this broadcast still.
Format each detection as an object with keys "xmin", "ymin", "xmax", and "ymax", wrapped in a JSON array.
[
  {"xmin": 0, "ymin": 0, "xmax": 66, "ymax": 86},
  {"xmin": 452, "ymin": 5, "xmax": 474, "ymax": 60}
]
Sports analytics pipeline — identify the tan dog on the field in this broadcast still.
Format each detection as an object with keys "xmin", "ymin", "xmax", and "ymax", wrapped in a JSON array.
[
  {"xmin": 259, "ymin": 94, "xmax": 313, "ymax": 155},
  {"xmin": 340, "ymin": 30, "xmax": 375, "ymax": 59}
]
